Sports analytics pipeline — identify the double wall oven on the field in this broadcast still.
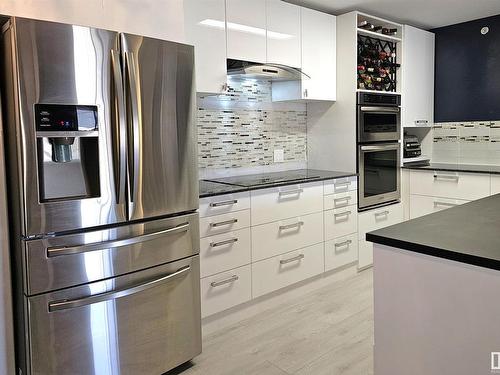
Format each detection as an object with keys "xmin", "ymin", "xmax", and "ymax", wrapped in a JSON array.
[{"xmin": 357, "ymin": 92, "xmax": 401, "ymax": 210}]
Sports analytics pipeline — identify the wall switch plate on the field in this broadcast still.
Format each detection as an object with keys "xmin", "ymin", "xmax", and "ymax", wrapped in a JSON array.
[{"xmin": 274, "ymin": 149, "xmax": 284, "ymax": 162}]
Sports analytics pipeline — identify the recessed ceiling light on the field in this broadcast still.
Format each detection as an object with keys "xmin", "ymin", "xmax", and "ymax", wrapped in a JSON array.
[{"xmin": 481, "ymin": 26, "xmax": 489, "ymax": 35}]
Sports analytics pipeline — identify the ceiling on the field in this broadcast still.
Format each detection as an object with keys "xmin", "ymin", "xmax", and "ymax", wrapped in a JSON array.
[{"xmin": 284, "ymin": 0, "xmax": 500, "ymax": 29}]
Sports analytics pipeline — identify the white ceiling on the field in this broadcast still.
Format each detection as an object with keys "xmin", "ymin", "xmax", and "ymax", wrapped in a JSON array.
[{"xmin": 284, "ymin": 0, "xmax": 500, "ymax": 29}]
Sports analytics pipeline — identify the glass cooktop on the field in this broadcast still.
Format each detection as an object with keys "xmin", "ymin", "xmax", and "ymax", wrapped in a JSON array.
[{"xmin": 205, "ymin": 170, "xmax": 323, "ymax": 188}]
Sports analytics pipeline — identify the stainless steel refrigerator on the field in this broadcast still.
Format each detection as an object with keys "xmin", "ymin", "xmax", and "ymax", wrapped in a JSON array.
[{"xmin": 1, "ymin": 17, "xmax": 201, "ymax": 375}]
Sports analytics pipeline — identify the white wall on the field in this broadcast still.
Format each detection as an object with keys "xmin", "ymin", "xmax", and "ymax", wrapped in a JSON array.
[{"xmin": 0, "ymin": 0, "xmax": 189, "ymax": 43}]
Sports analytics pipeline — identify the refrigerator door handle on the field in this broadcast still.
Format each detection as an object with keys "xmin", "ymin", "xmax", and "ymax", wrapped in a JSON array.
[
  {"xmin": 124, "ymin": 51, "xmax": 141, "ymax": 208},
  {"xmin": 46, "ymin": 222, "xmax": 190, "ymax": 257},
  {"xmin": 110, "ymin": 49, "xmax": 127, "ymax": 205},
  {"xmin": 48, "ymin": 265, "xmax": 191, "ymax": 312}
]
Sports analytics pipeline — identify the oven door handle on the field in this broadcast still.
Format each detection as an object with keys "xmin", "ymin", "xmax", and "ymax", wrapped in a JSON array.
[
  {"xmin": 360, "ymin": 144, "xmax": 399, "ymax": 151},
  {"xmin": 360, "ymin": 106, "xmax": 400, "ymax": 113}
]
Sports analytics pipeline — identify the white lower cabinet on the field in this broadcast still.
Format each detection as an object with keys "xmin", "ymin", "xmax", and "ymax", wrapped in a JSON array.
[
  {"xmin": 357, "ymin": 203, "xmax": 404, "ymax": 269},
  {"xmin": 325, "ymin": 233, "xmax": 358, "ymax": 272},
  {"xmin": 358, "ymin": 239, "xmax": 374, "ymax": 270},
  {"xmin": 324, "ymin": 206, "xmax": 358, "ymax": 240},
  {"xmin": 252, "ymin": 243, "xmax": 324, "ymax": 298},
  {"xmin": 250, "ymin": 182, "xmax": 323, "ymax": 226},
  {"xmin": 409, "ymin": 170, "xmax": 490, "ymax": 200},
  {"xmin": 200, "ymin": 176, "xmax": 360, "ymax": 318},
  {"xmin": 200, "ymin": 228, "xmax": 251, "ymax": 278},
  {"xmin": 199, "ymin": 210, "xmax": 251, "ymax": 238},
  {"xmin": 200, "ymin": 265, "xmax": 252, "ymax": 318},
  {"xmin": 251, "ymin": 212, "xmax": 323, "ymax": 261},
  {"xmin": 358, "ymin": 203, "xmax": 404, "ymax": 241},
  {"xmin": 409, "ymin": 195, "xmax": 469, "ymax": 219}
]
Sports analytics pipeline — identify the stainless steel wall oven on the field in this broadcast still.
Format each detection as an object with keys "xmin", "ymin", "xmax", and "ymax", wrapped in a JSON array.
[{"xmin": 357, "ymin": 92, "xmax": 401, "ymax": 210}]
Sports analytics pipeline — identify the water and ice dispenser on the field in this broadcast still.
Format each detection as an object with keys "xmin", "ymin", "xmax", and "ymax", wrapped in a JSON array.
[{"xmin": 35, "ymin": 104, "xmax": 100, "ymax": 202}]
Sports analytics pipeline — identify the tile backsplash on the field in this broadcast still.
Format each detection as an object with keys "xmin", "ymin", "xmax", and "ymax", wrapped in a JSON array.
[
  {"xmin": 197, "ymin": 78, "xmax": 307, "ymax": 171},
  {"xmin": 432, "ymin": 120, "xmax": 500, "ymax": 165}
]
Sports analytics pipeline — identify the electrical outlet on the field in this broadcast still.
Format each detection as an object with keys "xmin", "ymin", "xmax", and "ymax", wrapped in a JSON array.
[{"xmin": 274, "ymin": 149, "xmax": 284, "ymax": 162}]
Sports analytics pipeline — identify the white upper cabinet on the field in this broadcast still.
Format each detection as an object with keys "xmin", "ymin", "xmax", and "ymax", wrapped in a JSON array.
[
  {"xmin": 226, "ymin": 0, "xmax": 267, "ymax": 63},
  {"xmin": 265, "ymin": 0, "xmax": 301, "ymax": 68},
  {"xmin": 272, "ymin": 7, "xmax": 336, "ymax": 102},
  {"xmin": 301, "ymin": 7, "xmax": 336, "ymax": 101},
  {"xmin": 402, "ymin": 25, "xmax": 435, "ymax": 127},
  {"xmin": 184, "ymin": 0, "xmax": 227, "ymax": 94}
]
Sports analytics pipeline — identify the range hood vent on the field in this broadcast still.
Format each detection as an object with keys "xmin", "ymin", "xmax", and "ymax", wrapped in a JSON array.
[{"xmin": 226, "ymin": 59, "xmax": 310, "ymax": 81}]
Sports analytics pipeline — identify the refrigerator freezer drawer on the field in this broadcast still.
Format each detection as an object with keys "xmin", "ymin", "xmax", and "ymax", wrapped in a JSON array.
[
  {"xmin": 27, "ymin": 255, "xmax": 201, "ymax": 375},
  {"xmin": 24, "ymin": 213, "xmax": 199, "ymax": 295}
]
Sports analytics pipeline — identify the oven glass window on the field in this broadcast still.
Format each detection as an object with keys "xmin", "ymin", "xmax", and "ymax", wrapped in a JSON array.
[
  {"xmin": 363, "ymin": 149, "xmax": 398, "ymax": 197},
  {"xmin": 363, "ymin": 113, "xmax": 398, "ymax": 133}
]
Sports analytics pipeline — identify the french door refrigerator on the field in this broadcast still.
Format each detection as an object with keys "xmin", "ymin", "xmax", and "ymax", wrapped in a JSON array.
[{"xmin": 1, "ymin": 17, "xmax": 201, "ymax": 375}]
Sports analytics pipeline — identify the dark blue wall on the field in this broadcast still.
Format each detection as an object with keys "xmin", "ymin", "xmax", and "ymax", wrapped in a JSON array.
[{"xmin": 433, "ymin": 15, "xmax": 500, "ymax": 122}]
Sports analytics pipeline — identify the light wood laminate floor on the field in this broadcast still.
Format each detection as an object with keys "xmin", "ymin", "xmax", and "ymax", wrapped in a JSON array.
[{"xmin": 171, "ymin": 268, "xmax": 374, "ymax": 375}]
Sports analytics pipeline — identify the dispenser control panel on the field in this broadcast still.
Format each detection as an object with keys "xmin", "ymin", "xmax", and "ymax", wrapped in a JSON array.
[{"xmin": 35, "ymin": 104, "xmax": 98, "ymax": 132}]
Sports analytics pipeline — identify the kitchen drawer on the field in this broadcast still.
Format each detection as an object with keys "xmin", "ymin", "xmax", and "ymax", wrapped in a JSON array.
[
  {"xmin": 358, "ymin": 203, "xmax": 403, "ymax": 241},
  {"xmin": 251, "ymin": 212, "xmax": 323, "ymax": 261},
  {"xmin": 252, "ymin": 243, "xmax": 324, "ymax": 298},
  {"xmin": 200, "ymin": 265, "xmax": 251, "ymax": 318},
  {"xmin": 200, "ymin": 228, "xmax": 251, "ymax": 278},
  {"xmin": 199, "ymin": 192, "xmax": 250, "ymax": 217},
  {"xmin": 250, "ymin": 182, "xmax": 323, "ymax": 225},
  {"xmin": 324, "ymin": 206, "xmax": 358, "ymax": 241},
  {"xmin": 325, "ymin": 233, "xmax": 358, "ymax": 272},
  {"xmin": 358, "ymin": 239, "xmax": 373, "ymax": 269},
  {"xmin": 324, "ymin": 190, "xmax": 358, "ymax": 210},
  {"xmin": 324, "ymin": 176, "xmax": 358, "ymax": 195},
  {"xmin": 410, "ymin": 169, "xmax": 490, "ymax": 200},
  {"xmin": 199, "ymin": 210, "xmax": 250, "ymax": 238},
  {"xmin": 410, "ymin": 194, "xmax": 470, "ymax": 219}
]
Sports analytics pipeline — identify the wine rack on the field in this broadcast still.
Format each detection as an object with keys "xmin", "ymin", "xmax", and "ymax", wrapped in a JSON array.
[{"xmin": 357, "ymin": 34, "xmax": 400, "ymax": 92}]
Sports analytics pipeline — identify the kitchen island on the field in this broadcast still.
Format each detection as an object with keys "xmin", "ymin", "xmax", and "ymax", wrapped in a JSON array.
[{"xmin": 366, "ymin": 194, "xmax": 500, "ymax": 375}]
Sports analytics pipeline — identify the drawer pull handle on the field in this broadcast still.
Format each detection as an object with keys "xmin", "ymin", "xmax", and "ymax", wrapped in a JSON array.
[
  {"xmin": 279, "ymin": 221, "xmax": 304, "ymax": 230},
  {"xmin": 49, "ymin": 265, "xmax": 191, "ymax": 312},
  {"xmin": 335, "ymin": 239, "xmax": 352, "ymax": 248},
  {"xmin": 433, "ymin": 173, "xmax": 459, "ymax": 182},
  {"xmin": 334, "ymin": 182, "xmax": 350, "ymax": 191},
  {"xmin": 374, "ymin": 210, "xmax": 389, "ymax": 217},
  {"xmin": 47, "ymin": 222, "xmax": 190, "ymax": 258},
  {"xmin": 334, "ymin": 210, "xmax": 352, "ymax": 218},
  {"xmin": 209, "ymin": 199, "xmax": 238, "ymax": 207},
  {"xmin": 433, "ymin": 201, "xmax": 459, "ymax": 208},
  {"xmin": 334, "ymin": 196, "xmax": 352, "ymax": 205},
  {"xmin": 210, "ymin": 275, "xmax": 239, "ymax": 287},
  {"xmin": 279, "ymin": 188, "xmax": 303, "ymax": 196},
  {"xmin": 415, "ymin": 120, "xmax": 429, "ymax": 125},
  {"xmin": 280, "ymin": 253, "xmax": 305, "ymax": 265},
  {"xmin": 210, "ymin": 218, "xmax": 238, "ymax": 228},
  {"xmin": 210, "ymin": 238, "xmax": 238, "ymax": 247}
]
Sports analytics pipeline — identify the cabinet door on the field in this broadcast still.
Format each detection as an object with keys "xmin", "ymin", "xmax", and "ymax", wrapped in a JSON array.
[
  {"xmin": 184, "ymin": 0, "xmax": 227, "ymax": 93},
  {"xmin": 402, "ymin": 25, "xmax": 435, "ymax": 127},
  {"xmin": 226, "ymin": 0, "xmax": 267, "ymax": 62},
  {"xmin": 301, "ymin": 8, "xmax": 336, "ymax": 101},
  {"xmin": 266, "ymin": 0, "xmax": 301, "ymax": 68}
]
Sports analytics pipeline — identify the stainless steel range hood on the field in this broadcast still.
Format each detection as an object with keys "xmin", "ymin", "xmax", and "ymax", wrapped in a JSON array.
[{"xmin": 227, "ymin": 59, "xmax": 310, "ymax": 81}]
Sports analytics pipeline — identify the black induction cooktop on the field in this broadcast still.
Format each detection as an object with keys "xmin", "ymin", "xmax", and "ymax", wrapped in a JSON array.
[{"xmin": 205, "ymin": 169, "xmax": 355, "ymax": 188}]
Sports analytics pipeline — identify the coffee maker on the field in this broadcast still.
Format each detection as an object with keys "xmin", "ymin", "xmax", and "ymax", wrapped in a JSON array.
[{"xmin": 35, "ymin": 104, "xmax": 100, "ymax": 202}]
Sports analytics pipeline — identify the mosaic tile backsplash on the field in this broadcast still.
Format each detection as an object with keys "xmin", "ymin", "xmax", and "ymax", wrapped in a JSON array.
[
  {"xmin": 433, "ymin": 120, "xmax": 500, "ymax": 164},
  {"xmin": 197, "ymin": 79, "xmax": 307, "ymax": 169}
]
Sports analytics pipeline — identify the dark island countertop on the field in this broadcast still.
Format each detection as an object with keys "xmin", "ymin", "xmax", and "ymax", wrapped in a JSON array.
[
  {"xmin": 403, "ymin": 162, "xmax": 500, "ymax": 175},
  {"xmin": 367, "ymin": 194, "xmax": 500, "ymax": 271},
  {"xmin": 199, "ymin": 169, "xmax": 357, "ymax": 198}
]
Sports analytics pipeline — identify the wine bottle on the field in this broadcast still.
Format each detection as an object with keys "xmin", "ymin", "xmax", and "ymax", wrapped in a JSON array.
[
  {"xmin": 358, "ymin": 21, "xmax": 375, "ymax": 30},
  {"xmin": 373, "ymin": 26, "xmax": 383, "ymax": 32},
  {"xmin": 382, "ymin": 28, "xmax": 398, "ymax": 35}
]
